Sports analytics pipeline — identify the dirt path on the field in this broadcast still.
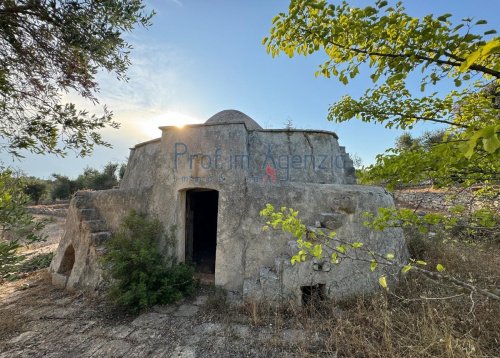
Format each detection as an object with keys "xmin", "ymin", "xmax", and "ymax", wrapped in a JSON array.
[{"xmin": 0, "ymin": 272, "xmax": 309, "ymax": 358}]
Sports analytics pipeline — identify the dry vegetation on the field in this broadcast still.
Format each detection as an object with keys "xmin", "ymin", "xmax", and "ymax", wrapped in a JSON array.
[{"xmin": 207, "ymin": 234, "xmax": 500, "ymax": 358}]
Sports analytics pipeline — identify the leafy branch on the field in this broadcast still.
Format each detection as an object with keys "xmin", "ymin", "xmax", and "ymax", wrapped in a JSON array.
[{"xmin": 260, "ymin": 203, "xmax": 500, "ymax": 301}]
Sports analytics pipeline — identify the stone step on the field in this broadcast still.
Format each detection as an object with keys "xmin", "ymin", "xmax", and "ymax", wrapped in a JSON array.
[
  {"xmin": 83, "ymin": 220, "xmax": 107, "ymax": 233},
  {"xmin": 91, "ymin": 231, "xmax": 112, "ymax": 246},
  {"xmin": 73, "ymin": 192, "xmax": 92, "ymax": 208},
  {"xmin": 78, "ymin": 208, "xmax": 99, "ymax": 220}
]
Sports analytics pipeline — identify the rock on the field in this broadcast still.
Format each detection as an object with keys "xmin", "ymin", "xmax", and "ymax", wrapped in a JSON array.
[
  {"xmin": 193, "ymin": 295, "xmax": 208, "ymax": 306},
  {"xmin": 171, "ymin": 346, "xmax": 196, "ymax": 358},
  {"xmin": 173, "ymin": 304, "xmax": 199, "ymax": 317}
]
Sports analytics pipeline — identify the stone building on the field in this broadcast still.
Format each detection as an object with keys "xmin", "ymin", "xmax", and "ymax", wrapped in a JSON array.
[{"xmin": 49, "ymin": 110, "xmax": 406, "ymax": 304}]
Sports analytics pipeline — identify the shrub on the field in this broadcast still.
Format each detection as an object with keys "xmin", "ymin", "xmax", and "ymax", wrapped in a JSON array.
[
  {"xmin": 1, "ymin": 170, "xmax": 45, "ymax": 281},
  {"xmin": 102, "ymin": 211, "xmax": 195, "ymax": 311},
  {"xmin": 19, "ymin": 252, "xmax": 54, "ymax": 273}
]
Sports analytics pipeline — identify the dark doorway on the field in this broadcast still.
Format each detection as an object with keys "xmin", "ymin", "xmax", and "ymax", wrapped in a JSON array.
[{"xmin": 185, "ymin": 189, "xmax": 218, "ymax": 274}]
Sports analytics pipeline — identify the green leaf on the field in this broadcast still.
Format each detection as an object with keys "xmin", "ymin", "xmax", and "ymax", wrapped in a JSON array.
[
  {"xmin": 370, "ymin": 261, "xmax": 377, "ymax": 272},
  {"xmin": 386, "ymin": 253, "xmax": 395, "ymax": 260},
  {"xmin": 416, "ymin": 260, "xmax": 427, "ymax": 266},
  {"xmin": 402, "ymin": 264, "xmax": 412, "ymax": 273},
  {"xmin": 436, "ymin": 263, "xmax": 445, "ymax": 272},
  {"xmin": 460, "ymin": 38, "xmax": 500, "ymax": 72},
  {"xmin": 437, "ymin": 13, "xmax": 452, "ymax": 21},
  {"xmin": 311, "ymin": 244, "xmax": 323, "ymax": 258},
  {"xmin": 351, "ymin": 242, "xmax": 363, "ymax": 249},
  {"xmin": 379, "ymin": 276, "xmax": 388, "ymax": 290},
  {"xmin": 336, "ymin": 245, "xmax": 346, "ymax": 254}
]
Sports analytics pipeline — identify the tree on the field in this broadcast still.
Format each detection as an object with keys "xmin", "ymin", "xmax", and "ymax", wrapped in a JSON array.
[
  {"xmin": 0, "ymin": 0, "xmax": 154, "ymax": 157},
  {"xmin": 50, "ymin": 162, "xmax": 120, "ymax": 200},
  {"xmin": 75, "ymin": 162, "xmax": 119, "ymax": 190},
  {"xmin": 23, "ymin": 179, "xmax": 47, "ymax": 205},
  {"xmin": 50, "ymin": 174, "xmax": 77, "ymax": 200},
  {"xmin": 118, "ymin": 163, "xmax": 127, "ymax": 181},
  {"xmin": 395, "ymin": 133, "xmax": 417, "ymax": 151},
  {"xmin": 264, "ymin": 0, "xmax": 499, "ymax": 165},
  {"xmin": 263, "ymin": 0, "xmax": 499, "ymax": 298},
  {"xmin": 0, "ymin": 170, "xmax": 45, "ymax": 280}
]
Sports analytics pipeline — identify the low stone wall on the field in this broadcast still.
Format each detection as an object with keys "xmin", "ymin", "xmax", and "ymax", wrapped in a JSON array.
[
  {"xmin": 27, "ymin": 203, "xmax": 69, "ymax": 218},
  {"xmin": 393, "ymin": 188, "xmax": 499, "ymax": 213}
]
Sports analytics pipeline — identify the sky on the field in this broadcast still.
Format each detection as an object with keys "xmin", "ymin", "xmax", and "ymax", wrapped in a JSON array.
[{"xmin": 2, "ymin": 0, "xmax": 499, "ymax": 179}]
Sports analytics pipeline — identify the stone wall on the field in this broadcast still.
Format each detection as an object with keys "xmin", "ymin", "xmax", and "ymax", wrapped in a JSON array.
[
  {"xmin": 50, "ymin": 111, "xmax": 405, "ymax": 302},
  {"xmin": 393, "ymin": 188, "xmax": 499, "ymax": 213}
]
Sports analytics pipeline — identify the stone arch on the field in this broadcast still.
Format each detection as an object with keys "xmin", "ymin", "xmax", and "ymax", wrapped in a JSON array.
[{"xmin": 57, "ymin": 245, "xmax": 75, "ymax": 276}]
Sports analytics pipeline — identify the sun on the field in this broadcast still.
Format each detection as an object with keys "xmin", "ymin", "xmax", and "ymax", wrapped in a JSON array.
[{"xmin": 138, "ymin": 111, "xmax": 203, "ymax": 139}]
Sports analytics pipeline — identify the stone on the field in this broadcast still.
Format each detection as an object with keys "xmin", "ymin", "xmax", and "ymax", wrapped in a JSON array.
[
  {"xmin": 49, "ymin": 109, "xmax": 407, "ymax": 304},
  {"xmin": 230, "ymin": 324, "xmax": 251, "ymax": 338},
  {"xmin": 173, "ymin": 304, "xmax": 199, "ymax": 317},
  {"xmin": 8, "ymin": 331, "xmax": 37, "ymax": 345},
  {"xmin": 106, "ymin": 325, "xmax": 135, "ymax": 339},
  {"xmin": 152, "ymin": 304, "xmax": 177, "ymax": 314},
  {"xmin": 91, "ymin": 339, "xmax": 132, "ymax": 357},
  {"xmin": 131, "ymin": 313, "xmax": 169, "ymax": 327},
  {"xmin": 171, "ymin": 345, "xmax": 196, "ymax": 358},
  {"xmin": 193, "ymin": 322, "xmax": 223, "ymax": 335},
  {"xmin": 320, "ymin": 212, "xmax": 346, "ymax": 230},
  {"xmin": 51, "ymin": 273, "xmax": 68, "ymax": 288},
  {"xmin": 281, "ymin": 329, "xmax": 305, "ymax": 343},
  {"xmin": 193, "ymin": 295, "xmax": 208, "ymax": 306}
]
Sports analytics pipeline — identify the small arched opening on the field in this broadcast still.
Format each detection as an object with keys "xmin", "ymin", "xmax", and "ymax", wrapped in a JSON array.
[{"xmin": 57, "ymin": 245, "xmax": 75, "ymax": 276}]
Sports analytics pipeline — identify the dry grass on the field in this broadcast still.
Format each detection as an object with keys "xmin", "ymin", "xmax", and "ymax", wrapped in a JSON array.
[{"xmin": 235, "ymin": 237, "xmax": 500, "ymax": 358}]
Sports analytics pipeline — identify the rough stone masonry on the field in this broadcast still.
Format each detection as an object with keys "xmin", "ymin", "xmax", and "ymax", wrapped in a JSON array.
[{"xmin": 49, "ymin": 110, "xmax": 407, "ymax": 304}]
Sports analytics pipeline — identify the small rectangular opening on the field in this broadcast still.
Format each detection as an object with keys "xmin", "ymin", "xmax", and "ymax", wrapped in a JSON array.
[{"xmin": 301, "ymin": 284, "xmax": 326, "ymax": 306}]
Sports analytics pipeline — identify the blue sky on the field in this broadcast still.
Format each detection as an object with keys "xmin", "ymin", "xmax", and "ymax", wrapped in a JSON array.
[{"xmin": 3, "ymin": 0, "xmax": 499, "ymax": 178}]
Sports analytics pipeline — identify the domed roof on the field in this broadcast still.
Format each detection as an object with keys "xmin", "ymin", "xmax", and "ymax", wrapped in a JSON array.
[{"xmin": 205, "ymin": 110, "xmax": 262, "ymax": 130}]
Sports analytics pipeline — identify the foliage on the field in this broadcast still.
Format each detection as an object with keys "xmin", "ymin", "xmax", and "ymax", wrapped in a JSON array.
[
  {"xmin": 265, "ymin": 0, "xmax": 499, "ymax": 179},
  {"xmin": 102, "ymin": 211, "xmax": 195, "ymax": 311},
  {"xmin": 50, "ymin": 174, "xmax": 78, "ymax": 200},
  {"xmin": 0, "ymin": 170, "xmax": 45, "ymax": 280},
  {"xmin": 18, "ymin": 252, "xmax": 54, "ymax": 274},
  {"xmin": 23, "ymin": 179, "xmax": 47, "ymax": 205},
  {"xmin": 0, "ymin": 0, "xmax": 154, "ymax": 157},
  {"xmin": 260, "ymin": 203, "xmax": 500, "ymax": 300},
  {"xmin": 360, "ymin": 128, "xmax": 499, "ymax": 188},
  {"xmin": 118, "ymin": 163, "xmax": 127, "ymax": 181},
  {"xmin": 75, "ymin": 163, "xmax": 119, "ymax": 191},
  {"xmin": 50, "ymin": 162, "xmax": 120, "ymax": 200}
]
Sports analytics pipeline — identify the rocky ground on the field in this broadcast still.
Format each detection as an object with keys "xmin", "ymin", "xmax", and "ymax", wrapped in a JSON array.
[{"xmin": 0, "ymin": 271, "xmax": 315, "ymax": 357}]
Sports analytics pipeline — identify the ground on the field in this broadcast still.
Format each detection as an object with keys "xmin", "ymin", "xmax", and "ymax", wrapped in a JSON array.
[{"xmin": 0, "ymin": 271, "xmax": 314, "ymax": 357}]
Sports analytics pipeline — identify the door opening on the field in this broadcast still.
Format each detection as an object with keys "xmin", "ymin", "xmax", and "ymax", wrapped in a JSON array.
[{"xmin": 185, "ymin": 189, "xmax": 218, "ymax": 274}]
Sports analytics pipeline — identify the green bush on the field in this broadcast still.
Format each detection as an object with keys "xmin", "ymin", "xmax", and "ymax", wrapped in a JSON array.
[
  {"xmin": 19, "ymin": 252, "xmax": 54, "ymax": 273},
  {"xmin": 102, "ymin": 211, "xmax": 195, "ymax": 311}
]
